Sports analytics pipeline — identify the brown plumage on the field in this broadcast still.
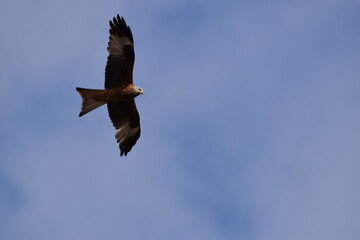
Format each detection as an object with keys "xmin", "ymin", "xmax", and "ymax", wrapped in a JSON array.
[{"xmin": 76, "ymin": 15, "xmax": 143, "ymax": 156}]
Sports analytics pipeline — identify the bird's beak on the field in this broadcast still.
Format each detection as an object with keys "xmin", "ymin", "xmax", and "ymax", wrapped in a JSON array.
[{"xmin": 140, "ymin": 89, "xmax": 144, "ymax": 94}]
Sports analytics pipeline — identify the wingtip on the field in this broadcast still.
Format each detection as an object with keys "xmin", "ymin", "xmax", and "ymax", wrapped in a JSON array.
[{"xmin": 120, "ymin": 151, "xmax": 128, "ymax": 157}]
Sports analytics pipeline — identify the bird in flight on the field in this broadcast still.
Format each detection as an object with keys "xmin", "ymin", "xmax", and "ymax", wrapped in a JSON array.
[{"xmin": 76, "ymin": 15, "xmax": 142, "ymax": 156}]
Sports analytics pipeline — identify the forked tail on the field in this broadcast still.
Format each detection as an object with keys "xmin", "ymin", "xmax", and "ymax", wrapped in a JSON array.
[{"xmin": 76, "ymin": 88, "xmax": 107, "ymax": 117}]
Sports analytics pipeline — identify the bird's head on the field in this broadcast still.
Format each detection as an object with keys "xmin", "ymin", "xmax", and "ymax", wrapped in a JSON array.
[{"xmin": 134, "ymin": 86, "xmax": 144, "ymax": 95}]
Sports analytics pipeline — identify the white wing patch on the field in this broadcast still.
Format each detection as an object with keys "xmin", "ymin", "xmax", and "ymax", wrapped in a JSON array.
[
  {"xmin": 115, "ymin": 121, "xmax": 139, "ymax": 144},
  {"xmin": 107, "ymin": 35, "xmax": 133, "ymax": 56}
]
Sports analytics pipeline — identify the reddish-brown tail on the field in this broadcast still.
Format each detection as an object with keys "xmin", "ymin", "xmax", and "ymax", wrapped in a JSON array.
[{"xmin": 76, "ymin": 88, "xmax": 107, "ymax": 117}]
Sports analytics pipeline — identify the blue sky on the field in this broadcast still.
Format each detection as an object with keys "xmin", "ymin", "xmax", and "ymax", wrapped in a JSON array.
[{"xmin": 1, "ymin": 0, "xmax": 360, "ymax": 239}]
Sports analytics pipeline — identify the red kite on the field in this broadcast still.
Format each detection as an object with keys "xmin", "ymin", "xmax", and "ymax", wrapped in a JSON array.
[{"xmin": 76, "ymin": 15, "xmax": 142, "ymax": 156}]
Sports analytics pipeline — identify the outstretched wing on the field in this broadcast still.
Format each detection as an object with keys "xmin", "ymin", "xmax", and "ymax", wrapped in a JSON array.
[
  {"xmin": 105, "ymin": 15, "xmax": 135, "ymax": 89},
  {"xmin": 107, "ymin": 101, "xmax": 141, "ymax": 156}
]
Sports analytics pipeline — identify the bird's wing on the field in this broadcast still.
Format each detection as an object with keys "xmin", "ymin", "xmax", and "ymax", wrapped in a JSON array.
[
  {"xmin": 105, "ymin": 15, "xmax": 135, "ymax": 89},
  {"xmin": 107, "ymin": 100, "xmax": 141, "ymax": 156}
]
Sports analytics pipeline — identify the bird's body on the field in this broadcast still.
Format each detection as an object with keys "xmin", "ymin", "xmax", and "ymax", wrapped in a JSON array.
[
  {"xmin": 76, "ymin": 15, "xmax": 142, "ymax": 156},
  {"xmin": 77, "ymin": 85, "xmax": 142, "ymax": 106}
]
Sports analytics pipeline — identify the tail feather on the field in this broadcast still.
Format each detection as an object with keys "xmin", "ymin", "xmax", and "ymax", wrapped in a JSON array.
[{"xmin": 76, "ymin": 88, "xmax": 106, "ymax": 117}]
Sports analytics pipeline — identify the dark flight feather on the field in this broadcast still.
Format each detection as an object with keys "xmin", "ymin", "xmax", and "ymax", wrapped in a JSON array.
[
  {"xmin": 105, "ymin": 15, "xmax": 135, "ymax": 89},
  {"xmin": 107, "ymin": 101, "xmax": 140, "ymax": 156}
]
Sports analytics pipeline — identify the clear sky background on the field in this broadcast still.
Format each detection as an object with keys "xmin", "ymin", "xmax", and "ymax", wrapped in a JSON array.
[{"xmin": 1, "ymin": 0, "xmax": 359, "ymax": 239}]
